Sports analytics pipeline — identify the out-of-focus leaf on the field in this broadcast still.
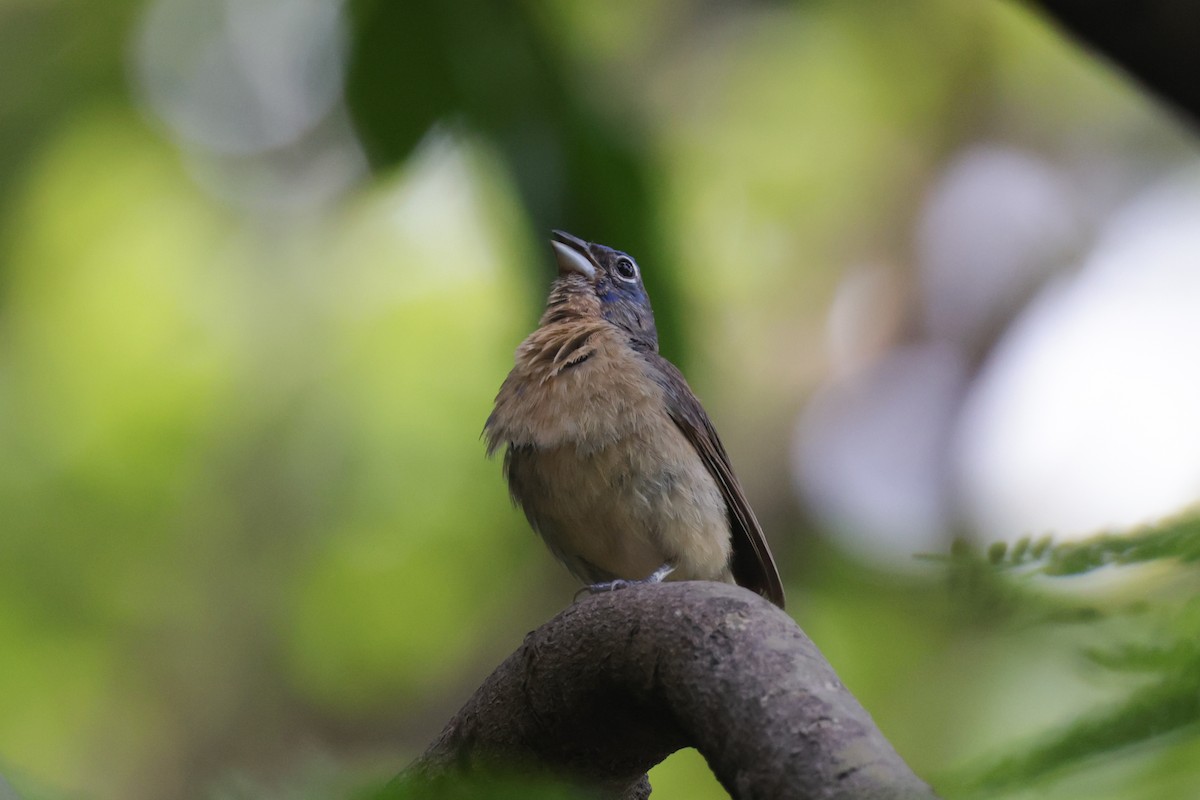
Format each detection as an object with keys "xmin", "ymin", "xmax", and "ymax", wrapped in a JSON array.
[
  {"xmin": 367, "ymin": 767, "xmax": 588, "ymax": 800},
  {"xmin": 973, "ymin": 675, "xmax": 1200, "ymax": 791},
  {"xmin": 343, "ymin": 0, "xmax": 684, "ymax": 362},
  {"xmin": 0, "ymin": 0, "xmax": 142, "ymax": 232},
  {"xmin": 281, "ymin": 137, "xmax": 540, "ymax": 713}
]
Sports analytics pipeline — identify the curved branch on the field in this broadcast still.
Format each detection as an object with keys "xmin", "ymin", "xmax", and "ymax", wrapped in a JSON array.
[{"xmin": 406, "ymin": 581, "xmax": 938, "ymax": 799}]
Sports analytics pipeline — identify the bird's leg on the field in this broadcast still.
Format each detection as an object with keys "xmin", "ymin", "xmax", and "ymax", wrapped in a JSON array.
[{"xmin": 579, "ymin": 563, "xmax": 675, "ymax": 598}]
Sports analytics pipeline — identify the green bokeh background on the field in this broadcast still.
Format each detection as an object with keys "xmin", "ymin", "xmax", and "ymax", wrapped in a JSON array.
[{"xmin": 1, "ymin": 1, "xmax": 1197, "ymax": 798}]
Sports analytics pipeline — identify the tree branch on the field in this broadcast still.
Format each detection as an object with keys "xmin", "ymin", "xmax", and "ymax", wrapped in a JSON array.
[{"xmin": 404, "ymin": 581, "xmax": 938, "ymax": 799}]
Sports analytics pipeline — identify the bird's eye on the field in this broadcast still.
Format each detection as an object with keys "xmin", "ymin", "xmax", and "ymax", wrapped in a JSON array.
[{"xmin": 614, "ymin": 257, "xmax": 638, "ymax": 282}]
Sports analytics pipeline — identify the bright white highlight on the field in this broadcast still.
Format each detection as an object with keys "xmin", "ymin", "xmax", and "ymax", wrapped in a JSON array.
[{"xmin": 957, "ymin": 170, "xmax": 1200, "ymax": 540}]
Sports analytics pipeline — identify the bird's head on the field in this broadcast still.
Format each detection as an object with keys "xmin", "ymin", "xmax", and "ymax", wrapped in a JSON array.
[{"xmin": 549, "ymin": 230, "xmax": 658, "ymax": 351}]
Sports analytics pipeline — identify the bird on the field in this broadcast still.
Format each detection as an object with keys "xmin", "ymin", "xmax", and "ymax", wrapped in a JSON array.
[{"xmin": 484, "ymin": 230, "xmax": 785, "ymax": 609}]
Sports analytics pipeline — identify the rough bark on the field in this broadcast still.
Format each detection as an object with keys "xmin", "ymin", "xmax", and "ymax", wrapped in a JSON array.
[{"xmin": 405, "ymin": 581, "xmax": 938, "ymax": 799}]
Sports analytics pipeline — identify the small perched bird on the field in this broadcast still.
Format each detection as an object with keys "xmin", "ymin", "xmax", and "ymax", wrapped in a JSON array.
[{"xmin": 485, "ymin": 231, "xmax": 785, "ymax": 608}]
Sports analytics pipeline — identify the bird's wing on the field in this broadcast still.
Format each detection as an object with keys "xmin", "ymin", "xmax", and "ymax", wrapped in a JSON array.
[{"xmin": 648, "ymin": 354, "xmax": 786, "ymax": 609}]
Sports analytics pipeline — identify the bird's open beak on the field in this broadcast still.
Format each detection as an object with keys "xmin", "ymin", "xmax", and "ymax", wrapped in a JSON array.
[{"xmin": 550, "ymin": 230, "xmax": 598, "ymax": 280}]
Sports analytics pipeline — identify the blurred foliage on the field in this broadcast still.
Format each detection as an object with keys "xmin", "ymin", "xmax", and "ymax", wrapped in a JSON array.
[
  {"xmin": 986, "ymin": 514, "xmax": 1200, "ymax": 575},
  {"xmin": 174, "ymin": 759, "xmax": 592, "ymax": 800},
  {"xmin": 366, "ymin": 767, "xmax": 590, "ymax": 800},
  {"xmin": 0, "ymin": 1, "xmax": 1198, "ymax": 799},
  {"xmin": 0, "ymin": 103, "xmax": 540, "ymax": 796},
  {"xmin": 0, "ymin": 0, "xmax": 143, "ymax": 217},
  {"xmin": 344, "ymin": 0, "xmax": 683, "ymax": 363},
  {"xmin": 936, "ymin": 513, "xmax": 1200, "ymax": 796}
]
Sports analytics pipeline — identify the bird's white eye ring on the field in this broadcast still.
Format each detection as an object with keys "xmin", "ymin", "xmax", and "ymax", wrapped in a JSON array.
[{"xmin": 614, "ymin": 257, "xmax": 638, "ymax": 282}]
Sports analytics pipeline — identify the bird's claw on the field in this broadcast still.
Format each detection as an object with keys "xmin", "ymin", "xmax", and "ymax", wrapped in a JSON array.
[
  {"xmin": 576, "ymin": 564, "xmax": 675, "ymax": 600},
  {"xmin": 647, "ymin": 563, "xmax": 675, "ymax": 583}
]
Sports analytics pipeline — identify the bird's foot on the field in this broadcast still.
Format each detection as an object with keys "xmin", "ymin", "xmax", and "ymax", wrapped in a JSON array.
[
  {"xmin": 577, "ymin": 564, "xmax": 675, "ymax": 600},
  {"xmin": 646, "ymin": 563, "xmax": 675, "ymax": 583}
]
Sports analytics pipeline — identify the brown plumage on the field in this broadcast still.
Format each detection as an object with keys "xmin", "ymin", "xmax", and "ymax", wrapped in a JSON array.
[{"xmin": 485, "ymin": 231, "xmax": 785, "ymax": 608}]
